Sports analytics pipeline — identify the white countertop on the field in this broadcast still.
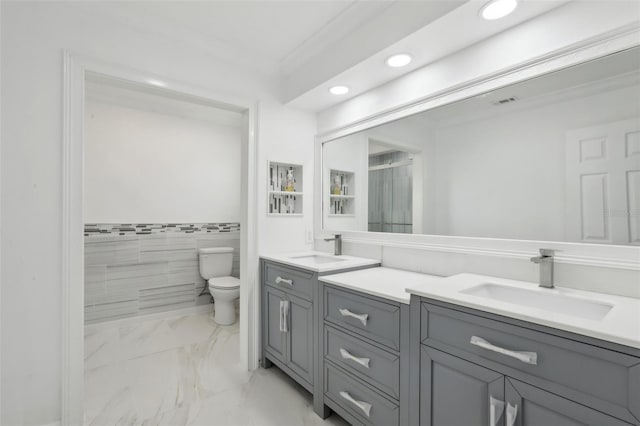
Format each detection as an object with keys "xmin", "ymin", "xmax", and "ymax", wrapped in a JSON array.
[
  {"xmin": 320, "ymin": 267, "xmax": 444, "ymax": 304},
  {"xmin": 407, "ymin": 273, "xmax": 640, "ymax": 349},
  {"xmin": 260, "ymin": 251, "xmax": 380, "ymax": 273}
]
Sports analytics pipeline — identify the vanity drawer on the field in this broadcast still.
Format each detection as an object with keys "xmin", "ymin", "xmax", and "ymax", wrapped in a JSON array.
[
  {"xmin": 325, "ymin": 362, "xmax": 399, "ymax": 426},
  {"xmin": 421, "ymin": 302, "xmax": 640, "ymax": 419},
  {"xmin": 325, "ymin": 286, "xmax": 400, "ymax": 351},
  {"xmin": 325, "ymin": 325, "xmax": 400, "ymax": 400},
  {"xmin": 264, "ymin": 262, "xmax": 314, "ymax": 301}
]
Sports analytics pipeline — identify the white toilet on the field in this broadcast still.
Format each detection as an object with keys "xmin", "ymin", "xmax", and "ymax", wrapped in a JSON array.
[{"xmin": 198, "ymin": 247, "xmax": 240, "ymax": 325}]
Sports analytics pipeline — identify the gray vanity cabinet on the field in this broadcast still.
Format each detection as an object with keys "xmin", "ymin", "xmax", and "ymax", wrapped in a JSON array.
[
  {"xmin": 318, "ymin": 283, "xmax": 411, "ymax": 426},
  {"xmin": 505, "ymin": 378, "xmax": 631, "ymax": 426},
  {"xmin": 262, "ymin": 261, "xmax": 315, "ymax": 392},
  {"xmin": 420, "ymin": 346, "xmax": 504, "ymax": 426},
  {"xmin": 263, "ymin": 284, "xmax": 314, "ymax": 384},
  {"xmin": 260, "ymin": 258, "xmax": 380, "ymax": 417},
  {"xmin": 286, "ymin": 292, "xmax": 314, "ymax": 384},
  {"xmin": 412, "ymin": 297, "xmax": 640, "ymax": 426},
  {"xmin": 263, "ymin": 285, "xmax": 288, "ymax": 364}
]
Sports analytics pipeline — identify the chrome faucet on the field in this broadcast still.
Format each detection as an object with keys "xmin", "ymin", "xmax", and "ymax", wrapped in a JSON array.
[
  {"xmin": 530, "ymin": 249, "xmax": 556, "ymax": 288},
  {"xmin": 324, "ymin": 234, "xmax": 342, "ymax": 256}
]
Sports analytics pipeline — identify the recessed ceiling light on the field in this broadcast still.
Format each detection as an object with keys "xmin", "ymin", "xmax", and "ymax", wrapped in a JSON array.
[
  {"xmin": 329, "ymin": 85, "xmax": 349, "ymax": 95},
  {"xmin": 386, "ymin": 54, "xmax": 412, "ymax": 68},
  {"xmin": 147, "ymin": 79, "xmax": 167, "ymax": 87},
  {"xmin": 480, "ymin": 0, "xmax": 518, "ymax": 20}
]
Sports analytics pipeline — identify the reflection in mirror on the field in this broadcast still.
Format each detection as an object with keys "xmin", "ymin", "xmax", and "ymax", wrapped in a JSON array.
[
  {"xmin": 368, "ymin": 144, "xmax": 414, "ymax": 233},
  {"xmin": 322, "ymin": 47, "xmax": 640, "ymax": 245}
]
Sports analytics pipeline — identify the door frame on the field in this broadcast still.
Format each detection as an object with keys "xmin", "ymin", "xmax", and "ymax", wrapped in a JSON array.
[{"xmin": 61, "ymin": 51, "xmax": 260, "ymax": 425}]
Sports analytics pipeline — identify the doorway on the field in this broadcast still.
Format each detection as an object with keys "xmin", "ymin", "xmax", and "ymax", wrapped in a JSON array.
[{"xmin": 62, "ymin": 53, "xmax": 259, "ymax": 424}]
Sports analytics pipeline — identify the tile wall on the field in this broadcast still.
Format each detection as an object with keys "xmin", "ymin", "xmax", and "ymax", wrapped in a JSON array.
[{"xmin": 84, "ymin": 223, "xmax": 240, "ymax": 324}]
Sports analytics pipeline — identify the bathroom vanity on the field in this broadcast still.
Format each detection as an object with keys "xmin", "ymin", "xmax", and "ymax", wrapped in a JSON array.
[
  {"xmin": 407, "ymin": 274, "xmax": 640, "ymax": 426},
  {"xmin": 317, "ymin": 267, "xmax": 442, "ymax": 426},
  {"xmin": 259, "ymin": 252, "xmax": 380, "ymax": 414},
  {"xmin": 259, "ymin": 265, "xmax": 640, "ymax": 426},
  {"xmin": 260, "ymin": 257, "xmax": 640, "ymax": 426},
  {"xmin": 412, "ymin": 298, "xmax": 639, "ymax": 426}
]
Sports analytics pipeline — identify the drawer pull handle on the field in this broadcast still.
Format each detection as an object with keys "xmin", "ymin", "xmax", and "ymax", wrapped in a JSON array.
[
  {"xmin": 339, "ymin": 348, "xmax": 370, "ymax": 368},
  {"xmin": 489, "ymin": 396, "xmax": 504, "ymax": 426},
  {"xmin": 470, "ymin": 336, "xmax": 537, "ymax": 365},
  {"xmin": 339, "ymin": 391, "xmax": 372, "ymax": 417},
  {"xmin": 276, "ymin": 276, "xmax": 293, "ymax": 286},
  {"xmin": 506, "ymin": 402, "xmax": 518, "ymax": 426},
  {"xmin": 339, "ymin": 308, "xmax": 369, "ymax": 326}
]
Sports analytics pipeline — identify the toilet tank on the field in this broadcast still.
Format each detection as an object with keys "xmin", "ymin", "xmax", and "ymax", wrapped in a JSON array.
[{"xmin": 198, "ymin": 247, "xmax": 234, "ymax": 279}]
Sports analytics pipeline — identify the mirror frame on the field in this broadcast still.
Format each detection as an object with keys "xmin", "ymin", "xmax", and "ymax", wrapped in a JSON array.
[{"xmin": 314, "ymin": 25, "xmax": 640, "ymax": 270}]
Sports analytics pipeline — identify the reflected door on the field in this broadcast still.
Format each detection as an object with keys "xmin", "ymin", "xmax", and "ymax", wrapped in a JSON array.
[{"xmin": 565, "ymin": 118, "xmax": 640, "ymax": 244}]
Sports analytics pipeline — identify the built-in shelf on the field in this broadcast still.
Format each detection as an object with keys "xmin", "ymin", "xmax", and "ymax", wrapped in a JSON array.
[
  {"xmin": 327, "ymin": 169, "xmax": 355, "ymax": 216},
  {"xmin": 268, "ymin": 161, "xmax": 303, "ymax": 216},
  {"xmin": 269, "ymin": 190, "xmax": 304, "ymax": 196}
]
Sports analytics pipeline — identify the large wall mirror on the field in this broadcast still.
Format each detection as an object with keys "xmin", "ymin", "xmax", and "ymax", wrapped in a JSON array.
[{"xmin": 322, "ymin": 47, "xmax": 640, "ymax": 245}]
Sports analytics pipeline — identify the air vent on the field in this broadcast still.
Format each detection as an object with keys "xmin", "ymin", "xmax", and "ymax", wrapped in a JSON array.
[{"xmin": 493, "ymin": 96, "xmax": 518, "ymax": 105}]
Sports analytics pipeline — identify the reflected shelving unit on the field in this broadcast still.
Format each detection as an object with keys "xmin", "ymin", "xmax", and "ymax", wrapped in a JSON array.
[{"xmin": 328, "ymin": 169, "xmax": 355, "ymax": 216}]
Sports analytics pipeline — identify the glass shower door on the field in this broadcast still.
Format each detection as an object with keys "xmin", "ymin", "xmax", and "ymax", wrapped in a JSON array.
[{"xmin": 368, "ymin": 151, "xmax": 413, "ymax": 233}]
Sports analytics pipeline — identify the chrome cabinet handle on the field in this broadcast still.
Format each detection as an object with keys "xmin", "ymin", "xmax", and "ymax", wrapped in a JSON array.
[
  {"xmin": 282, "ymin": 300, "xmax": 289, "ymax": 333},
  {"xmin": 506, "ymin": 402, "xmax": 518, "ymax": 426},
  {"xmin": 470, "ymin": 336, "xmax": 537, "ymax": 365},
  {"xmin": 489, "ymin": 395, "xmax": 504, "ymax": 426},
  {"xmin": 340, "ymin": 348, "xmax": 370, "ymax": 368},
  {"xmin": 339, "ymin": 308, "xmax": 368, "ymax": 326},
  {"xmin": 275, "ymin": 276, "xmax": 293, "ymax": 286},
  {"xmin": 279, "ymin": 301, "xmax": 284, "ymax": 332},
  {"xmin": 339, "ymin": 391, "xmax": 371, "ymax": 417}
]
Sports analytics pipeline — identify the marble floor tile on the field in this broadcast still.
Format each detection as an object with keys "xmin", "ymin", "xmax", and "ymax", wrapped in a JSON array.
[{"xmin": 85, "ymin": 311, "xmax": 348, "ymax": 426}]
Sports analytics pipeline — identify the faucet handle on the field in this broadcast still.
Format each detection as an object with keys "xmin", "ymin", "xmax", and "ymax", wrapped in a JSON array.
[{"xmin": 538, "ymin": 248, "xmax": 556, "ymax": 257}]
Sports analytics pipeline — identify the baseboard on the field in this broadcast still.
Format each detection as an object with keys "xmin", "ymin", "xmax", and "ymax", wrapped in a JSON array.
[{"xmin": 84, "ymin": 303, "xmax": 214, "ymax": 332}]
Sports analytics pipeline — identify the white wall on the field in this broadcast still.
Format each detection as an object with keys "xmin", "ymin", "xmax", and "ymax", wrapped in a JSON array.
[
  {"xmin": 429, "ymin": 83, "xmax": 640, "ymax": 241},
  {"xmin": 84, "ymin": 100, "xmax": 242, "ymax": 223},
  {"xmin": 0, "ymin": 2, "xmax": 316, "ymax": 425}
]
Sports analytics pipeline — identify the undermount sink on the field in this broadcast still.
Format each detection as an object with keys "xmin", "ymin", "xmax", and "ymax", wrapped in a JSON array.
[
  {"xmin": 288, "ymin": 254, "xmax": 346, "ymax": 264},
  {"xmin": 461, "ymin": 283, "xmax": 614, "ymax": 321}
]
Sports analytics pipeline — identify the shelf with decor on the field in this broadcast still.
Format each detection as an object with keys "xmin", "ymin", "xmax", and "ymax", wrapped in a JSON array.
[
  {"xmin": 327, "ymin": 169, "xmax": 355, "ymax": 216},
  {"xmin": 268, "ymin": 161, "xmax": 303, "ymax": 216}
]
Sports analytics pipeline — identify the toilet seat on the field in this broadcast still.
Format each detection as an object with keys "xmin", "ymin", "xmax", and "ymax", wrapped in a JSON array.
[{"xmin": 208, "ymin": 276, "xmax": 240, "ymax": 289}]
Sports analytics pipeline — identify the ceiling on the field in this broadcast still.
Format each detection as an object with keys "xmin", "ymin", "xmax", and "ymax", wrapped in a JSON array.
[{"xmin": 74, "ymin": 0, "xmax": 574, "ymax": 112}]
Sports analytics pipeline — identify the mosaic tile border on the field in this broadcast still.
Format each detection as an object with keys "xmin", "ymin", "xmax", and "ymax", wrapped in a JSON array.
[{"xmin": 84, "ymin": 222, "xmax": 241, "ymax": 236}]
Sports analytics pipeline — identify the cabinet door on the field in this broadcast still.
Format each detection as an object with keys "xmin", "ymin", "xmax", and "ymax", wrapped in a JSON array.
[
  {"xmin": 264, "ymin": 286, "xmax": 287, "ymax": 364},
  {"xmin": 421, "ymin": 346, "xmax": 505, "ymax": 426},
  {"xmin": 286, "ymin": 292, "xmax": 314, "ymax": 385},
  {"xmin": 505, "ymin": 378, "xmax": 632, "ymax": 426}
]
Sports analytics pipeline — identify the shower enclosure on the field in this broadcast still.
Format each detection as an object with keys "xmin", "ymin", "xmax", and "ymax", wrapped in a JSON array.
[{"xmin": 368, "ymin": 150, "xmax": 413, "ymax": 233}]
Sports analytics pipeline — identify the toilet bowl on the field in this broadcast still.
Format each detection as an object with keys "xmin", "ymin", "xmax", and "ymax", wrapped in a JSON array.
[
  {"xmin": 198, "ymin": 247, "xmax": 240, "ymax": 325},
  {"xmin": 208, "ymin": 276, "xmax": 240, "ymax": 325}
]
